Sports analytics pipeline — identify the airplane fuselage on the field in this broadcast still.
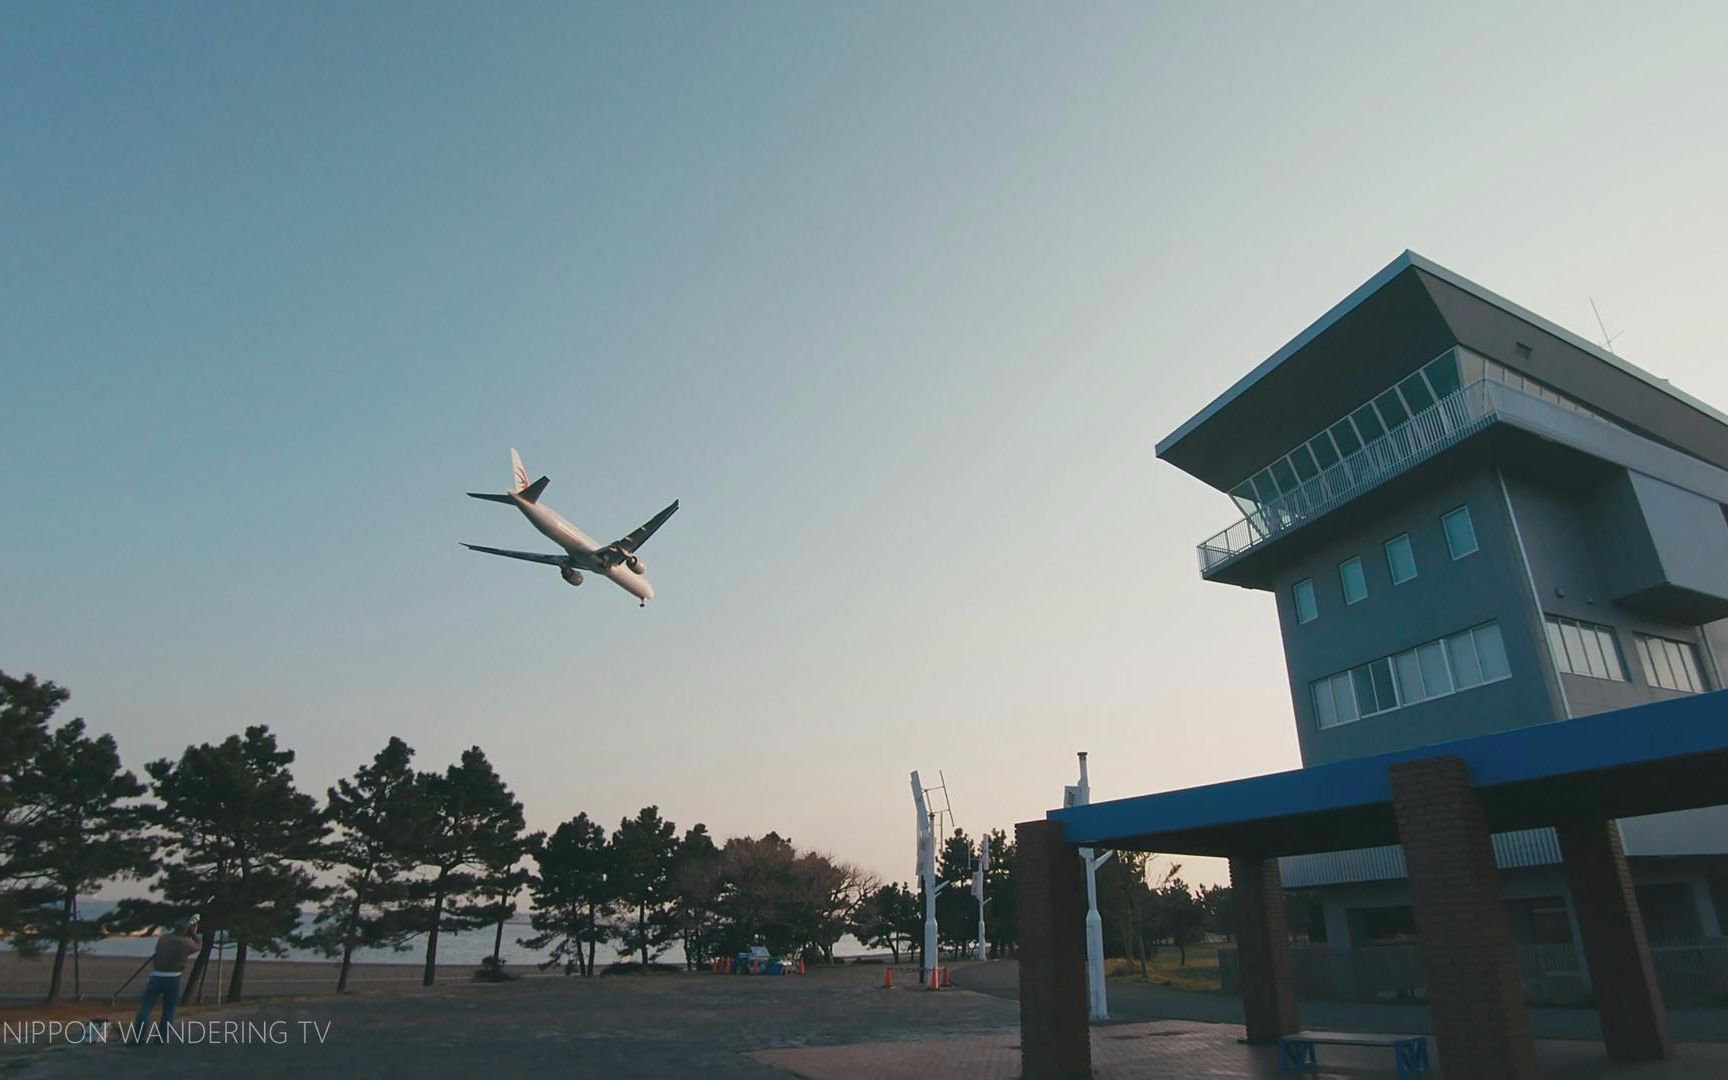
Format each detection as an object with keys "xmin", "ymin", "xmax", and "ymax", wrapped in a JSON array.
[{"xmin": 513, "ymin": 493, "xmax": 654, "ymax": 603}]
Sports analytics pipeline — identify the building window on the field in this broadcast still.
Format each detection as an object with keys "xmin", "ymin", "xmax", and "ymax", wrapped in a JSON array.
[
  {"xmin": 1385, "ymin": 534, "xmax": 1417, "ymax": 584},
  {"xmin": 1635, "ymin": 633, "xmax": 1708, "ymax": 693},
  {"xmin": 1309, "ymin": 621, "xmax": 1510, "ymax": 730},
  {"xmin": 1441, "ymin": 506, "xmax": 1478, "ymax": 559},
  {"xmin": 1293, "ymin": 579, "xmax": 1318, "ymax": 624},
  {"xmin": 1545, "ymin": 616, "xmax": 1627, "ymax": 682},
  {"xmin": 1339, "ymin": 557, "xmax": 1368, "ymax": 605}
]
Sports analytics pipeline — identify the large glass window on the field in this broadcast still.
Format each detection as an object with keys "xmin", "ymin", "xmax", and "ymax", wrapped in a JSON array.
[
  {"xmin": 1269, "ymin": 458, "xmax": 1298, "ymax": 494},
  {"xmin": 1546, "ymin": 616, "xmax": 1626, "ymax": 681},
  {"xmin": 1340, "ymin": 557, "xmax": 1368, "ymax": 605},
  {"xmin": 1394, "ymin": 650, "xmax": 1426, "ymax": 704},
  {"xmin": 1447, "ymin": 629, "xmax": 1486, "ymax": 689},
  {"xmin": 1423, "ymin": 352, "xmax": 1462, "ymax": 398},
  {"xmin": 1442, "ymin": 506, "xmax": 1479, "ymax": 559},
  {"xmin": 1308, "ymin": 433, "xmax": 1340, "ymax": 470},
  {"xmin": 1293, "ymin": 579, "xmax": 1318, "ymax": 625},
  {"xmin": 1474, "ymin": 622, "xmax": 1510, "ymax": 681},
  {"xmin": 1373, "ymin": 388, "xmax": 1410, "ymax": 428},
  {"xmin": 1309, "ymin": 621, "xmax": 1510, "ymax": 730},
  {"xmin": 1219, "ymin": 346, "xmax": 1632, "ymax": 548},
  {"xmin": 1635, "ymin": 633, "xmax": 1708, "ymax": 693},
  {"xmin": 1417, "ymin": 641, "xmax": 1453, "ymax": 697},
  {"xmin": 1385, "ymin": 534, "xmax": 1417, "ymax": 585},
  {"xmin": 1350, "ymin": 403, "xmax": 1386, "ymax": 442},
  {"xmin": 1397, "ymin": 373, "xmax": 1436, "ymax": 414},
  {"xmin": 1313, "ymin": 671, "xmax": 1358, "ymax": 730},
  {"xmin": 1329, "ymin": 418, "xmax": 1363, "ymax": 457}
]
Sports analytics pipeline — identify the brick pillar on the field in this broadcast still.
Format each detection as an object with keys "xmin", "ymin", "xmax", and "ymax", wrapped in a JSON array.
[
  {"xmin": 1016, "ymin": 818, "xmax": 1090, "ymax": 1080},
  {"xmin": 1388, "ymin": 756, "xmax": 1538, "ymax": 1080},
  {"xmin": 1227, "ymin": 855, "xmax": 1299, "ymax": 1043},
  {"xmin": 1556, "ymin": 819, "xmax": 1673, "ymax": 1061}
]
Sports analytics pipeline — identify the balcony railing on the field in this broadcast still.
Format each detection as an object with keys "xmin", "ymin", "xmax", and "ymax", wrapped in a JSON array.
[{"xmin": 1198, "ymin": 380, "xmax": 1498, "ymax": 573}]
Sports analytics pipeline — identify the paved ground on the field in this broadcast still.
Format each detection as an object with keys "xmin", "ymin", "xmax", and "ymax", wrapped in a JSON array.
[
  {"xmin": 10, "ymin": 962, "xmax": 1728, "ymax": 1078},
  {"xmin": 11, "ymin": 966, "xmax": 1016, "ymax": 1079},
  {"xmin": 953, "ymin": 961, "xmax": 1728, "ymax": 1043},
  {"xmin": 758, "ymin": 1019, "xmax": 1728, "ymax": 1079}
]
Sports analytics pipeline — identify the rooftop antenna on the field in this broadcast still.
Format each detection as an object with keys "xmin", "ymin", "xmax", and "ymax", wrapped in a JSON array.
[{"xmin": 1589, "ymin": 297, "xmax": 1624, "ymax": 355}]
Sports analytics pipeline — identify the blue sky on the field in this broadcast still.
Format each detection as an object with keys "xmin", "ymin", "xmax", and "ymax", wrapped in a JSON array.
[{"xmin": 4, "ymin": 3, "xmax": 1726, "ymax": 889}]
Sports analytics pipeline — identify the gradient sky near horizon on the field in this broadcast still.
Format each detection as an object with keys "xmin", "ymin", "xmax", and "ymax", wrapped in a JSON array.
[{"xmin": 4, "ymin": 3, "xmax": 1727, "ymax": 894}]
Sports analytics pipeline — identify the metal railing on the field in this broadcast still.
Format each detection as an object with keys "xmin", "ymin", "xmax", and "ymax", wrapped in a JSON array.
[{"xmin": 1197, "ymin": 380, "xmax": 1498, "ymax": 574}]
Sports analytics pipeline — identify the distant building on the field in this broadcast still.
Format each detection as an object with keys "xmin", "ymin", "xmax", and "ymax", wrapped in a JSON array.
[{"xmin": 1157, "ymin": 251, "xmax": 1728, "ymax": 972}]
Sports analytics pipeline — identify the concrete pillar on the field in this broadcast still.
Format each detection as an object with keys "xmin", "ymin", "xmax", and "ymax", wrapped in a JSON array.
[
  {"xmin": 1556, "ymin": 819, "xmax": 1673, "ymax": 1061},
  {"xmin": 1389, "ymin": 756, "xmax": 1538, "ymax": 1080},
  {"xmin": 1016, "ymin": 818, "xmax": 1090, "ymax": 1080},
  {"xmin": 1228, "ymin": 855, "xmax": 1299, "ymax": 1042}
]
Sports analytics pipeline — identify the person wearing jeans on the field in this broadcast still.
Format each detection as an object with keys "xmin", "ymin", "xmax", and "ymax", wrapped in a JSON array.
[{"xmin": 133, "ymin": 918, "xmax": 200, "ymax": 1043}]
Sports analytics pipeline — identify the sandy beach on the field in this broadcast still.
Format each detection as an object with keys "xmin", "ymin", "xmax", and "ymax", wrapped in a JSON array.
[{"xmin": 0, "ymin": 952, "xmax": 495, "ymax": 1007}]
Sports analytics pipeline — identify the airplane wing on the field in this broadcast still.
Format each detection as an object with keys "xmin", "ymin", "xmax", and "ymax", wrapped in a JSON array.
[
  {"xmin": 611, "ymin": 499, "xmax": 680, "ymax": 553},
  {"xmin": 460, "ymin": 543, "xmax": 567, "ymax": 566}
]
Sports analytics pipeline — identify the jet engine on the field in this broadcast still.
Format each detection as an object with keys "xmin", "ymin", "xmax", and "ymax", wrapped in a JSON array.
[
  {"xmin": 625, "ymin": 555, "xmax": 644, "ymax": 574},
  {"xmin": 560, "ymin": 567, "xmax": 583, "ymax": 587}
]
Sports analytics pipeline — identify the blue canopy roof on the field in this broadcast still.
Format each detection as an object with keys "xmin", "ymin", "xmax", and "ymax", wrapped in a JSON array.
[{"xmin": 1047, "ymin": 691, "xmax": 1728, "ymax": 857}]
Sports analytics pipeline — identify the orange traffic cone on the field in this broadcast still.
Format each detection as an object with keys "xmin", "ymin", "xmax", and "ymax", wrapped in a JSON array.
[
  {"xmin": 941, "ymin": 966, "xmax": 951, "ymax": 988},
  {"xmin": 796, "ymin": 958, "xmax": 806, "ymax": 975},
  {"xmin": 881, "ymin": 967, "xmax": 893, "ymax": 988},
  {"xmin": 929, "ymin": 966, "xmax": 940, "ymax": 990}
]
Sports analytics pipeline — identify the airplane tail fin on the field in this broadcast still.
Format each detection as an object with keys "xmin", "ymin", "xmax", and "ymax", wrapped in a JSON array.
[
  {"xmin": 469, "ymin": 449, "xmax": 548, "ymax": 504},
  {"xmin": 510, "ymin": 448, "xmax": 528, "ymax": 493}
]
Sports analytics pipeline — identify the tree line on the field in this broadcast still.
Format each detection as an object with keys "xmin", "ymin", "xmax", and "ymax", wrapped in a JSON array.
[
  {"xmin": 0, "ymin": 671, "xmax": 883, "ymax": 1003},
  {"xmin": 2, "ymin": 668, "xmax": 1272, "ymax": 1004}
]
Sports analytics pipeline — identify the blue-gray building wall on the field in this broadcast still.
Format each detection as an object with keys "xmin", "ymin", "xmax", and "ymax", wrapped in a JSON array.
[
  {"xmin": 1502, "ymin": 472, "xmax": 1723, "ymax": 717},
  {"xmin": 1272, "ymin": 466, "xmax": 1560, "ymax": 766}
]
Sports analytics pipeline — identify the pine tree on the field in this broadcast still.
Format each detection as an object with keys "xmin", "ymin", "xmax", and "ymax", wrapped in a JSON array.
[
  {"xmin": 405, "ymin": 747, "xmax": 525, "ymax": 987},
  {"xmin": 611, "ymin": 806, "xmax": 679, "ymax": 968},
  {"xmin": 0, "ymin": 672, "xmax": 60, "ymax": 932},
  {"xmin": 935, "ymin": 828, "xmax": 977, "ymax": 956},
  {"xmin": 313, "ymin": 737, "xmax": 423, "ymax": 991},
  {"xmin": 669, "ymin": 824, "xmax": 721, "ymax": 970},
  {"xmin": 8, "ymin": 706, "xmax": 156, "ymax": 1000},
  {"xmin": 522, "ymin": 813, "xmax": 614, "ymax": 976},
  {"xmin": 143, "ymin": 725, "xmax": 329, "ymax": 1003}
]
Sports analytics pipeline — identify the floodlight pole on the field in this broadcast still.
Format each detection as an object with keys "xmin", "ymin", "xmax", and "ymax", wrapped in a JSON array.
[
  {"xmin": 910, "ymin": 771, "xmax": 944, "ymax": 986},
  {"xmin": 1069, "ymin": 752, "xmax": 1111, "ymax": 1021},
  {"xmin": 973, "ymin": 839, "xmax": 990, "ymax": 961}
]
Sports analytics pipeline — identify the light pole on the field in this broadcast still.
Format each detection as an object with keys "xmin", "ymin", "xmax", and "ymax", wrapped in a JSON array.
[
  {"xmin": 910, "ymin": 771, "xmax": 944, "ymax": 987},
  {"xmin": 1065, "ymin": 752, "xmax": 1111, "ymax": 1021},
  {"xmin": 973, "ymin": 839, "xmax": 989, "ymax": 961}
]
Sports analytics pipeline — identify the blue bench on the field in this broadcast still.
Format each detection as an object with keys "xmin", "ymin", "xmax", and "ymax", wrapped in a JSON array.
[{"xmin": 1278, "ymin": 1030, "xmax": 1431, "ymax": 1079}]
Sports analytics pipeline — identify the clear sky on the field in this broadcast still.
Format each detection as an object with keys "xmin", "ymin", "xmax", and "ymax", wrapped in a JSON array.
[{"xmin": 4, "ymin": 3, "xmax": 1726, "ymax": 892}]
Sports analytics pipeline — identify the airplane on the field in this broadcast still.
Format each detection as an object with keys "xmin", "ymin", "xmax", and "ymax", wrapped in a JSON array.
[{"xmin": 463, "ymin": 449, "xmax": 679, "ymax": 607}]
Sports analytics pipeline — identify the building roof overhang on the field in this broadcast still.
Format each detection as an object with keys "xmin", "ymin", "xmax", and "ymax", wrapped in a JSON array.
[
  {"xmin": 1046, "ymin": 690, "xmax": 1728, "ymax": 858},
  {"xmin": 1156, "ymin": 251, "xmax": 1728, "ymax": 491}
]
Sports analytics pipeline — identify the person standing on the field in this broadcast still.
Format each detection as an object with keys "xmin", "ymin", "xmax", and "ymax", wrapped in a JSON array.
[{"xmin": 132, "ymin": 918, "xmax": 200, "ymax": 1043}]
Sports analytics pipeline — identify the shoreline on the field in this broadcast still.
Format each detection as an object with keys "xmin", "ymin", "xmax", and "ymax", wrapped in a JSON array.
[{"xmin": 0, "ymin": 953, "xmax": 508, "ymax": 1004}]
